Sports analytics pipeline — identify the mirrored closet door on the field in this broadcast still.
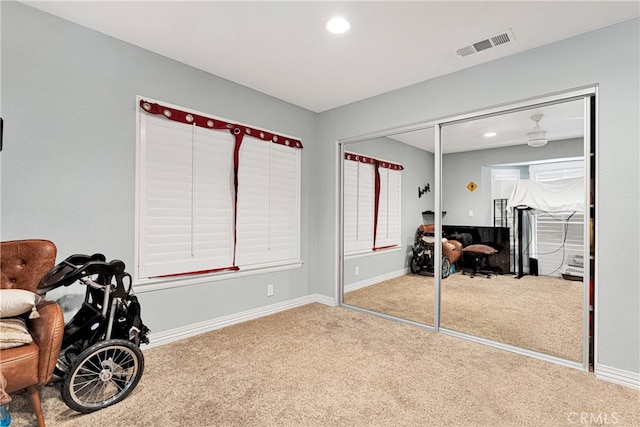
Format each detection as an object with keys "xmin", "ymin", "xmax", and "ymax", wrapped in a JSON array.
[
  {"xmin": 438, "ymin": 94, "xmax": 592, "ymax": 366},
  {"xmin": 340, "ymin": 126, "xmax": 438, "ymax": 326},
  {"xmin": 339, "ymin": 87, "xmax": 594, "ymax": 370}
]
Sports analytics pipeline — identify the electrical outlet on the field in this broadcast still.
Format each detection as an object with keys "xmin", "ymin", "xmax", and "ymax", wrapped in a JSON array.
[
  {"xmin": 468, "ymin": 209, "xmax": 474, "ymax": 217},
  {"xmin": 267, "ymin": 284, "xmax": 274, "ymax": 297},
  {"xmin": 355, "ymin": 266, "xmax": 359, "ymax": 276}
]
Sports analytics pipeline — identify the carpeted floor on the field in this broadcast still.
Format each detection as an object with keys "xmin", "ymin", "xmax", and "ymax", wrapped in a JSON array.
[
  {"xmin": 344, "ymin": 274, "xmax": 436, "ymax": 325},
  {"xmin": 7, "ymin": 303, "xmax": 638, "ymax": 427},
  {"xmin": 344, "ymin": 273, "xmax": 583, "ymax": 361}
]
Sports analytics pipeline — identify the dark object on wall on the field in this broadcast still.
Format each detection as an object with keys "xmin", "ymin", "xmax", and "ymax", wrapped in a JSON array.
[
  {"xmin": 529, "ymin": 257, "xmax": 539, "ymax": 276},
  {"xmin": 418, "ymin": 183, "xmax": 430, "ymax": 198},
  {"xmin": 0, "ymin": 117, "xmax": 3, "ymax": 151}
]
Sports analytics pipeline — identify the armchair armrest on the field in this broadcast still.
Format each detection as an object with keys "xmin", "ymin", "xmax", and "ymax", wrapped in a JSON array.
[
  {"xmin": 442, "ymin": 239, "xmax": 463, "ymax": 264},
  {"xmin": 27, "ymin": 301, "xmax": 64, "ymax": 386}
]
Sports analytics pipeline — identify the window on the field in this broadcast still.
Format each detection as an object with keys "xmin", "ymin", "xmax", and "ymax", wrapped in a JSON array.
[
  {"xmin": 343, "ymin": 152, "xmax": 402, "ymax": 255},
  {"xmin": 236, "ymin": 136, "xmax": 301, "ymax": 266},
  {"xmin": 137, "ymin": 98, "xmax": 302, "ymax": 280},
  {"xmin": 491, "ymin": 168, "xmax": 521, "ymax": 227},
  {"xmin": 529, "ymin": 161, "xmax": 584, "ymax": 276}
]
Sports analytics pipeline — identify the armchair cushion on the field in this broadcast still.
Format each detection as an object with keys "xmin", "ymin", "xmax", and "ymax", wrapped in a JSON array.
[
  {"xmin": 0, "ymin": 289, "xmax": 43, "ymax": 318},
  {"xmin": 463, "ymin": 244, "xmax": 498, "ymax": 255},
  {"xmin": 0, "ymin": 317, "xmax": 33, "ymax": 349}
]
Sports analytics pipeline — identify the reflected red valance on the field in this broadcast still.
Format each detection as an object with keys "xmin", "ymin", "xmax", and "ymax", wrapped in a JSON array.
[
  {"xmin": 140, "ymin": 100, "xmax": 303, "ymax": 149},
  {"xmin": 344, "ymin": 151, "xmax": 402, "ymax": 251},
  {"xmin": 344, "ymin": 152, "xmax": 403, "ymax": 170}
]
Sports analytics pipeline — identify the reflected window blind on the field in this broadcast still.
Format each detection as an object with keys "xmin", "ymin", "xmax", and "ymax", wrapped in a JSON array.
[
  {"xmin": 343, "ymin": 158, "xmax": 375, "ymax": 255},
  {"xmin": 343, "ymin": 152, "xmax": 403, "ymax": 255},
  {"xmin": 529, "ymin": 161, "xmax": 584, "ymax": 276},
  {"xmin": 375, "ymin": 167, "xmax": 401, "ymax": 250}
]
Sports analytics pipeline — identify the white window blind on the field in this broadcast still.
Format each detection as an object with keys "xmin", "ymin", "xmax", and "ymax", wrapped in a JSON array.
[
  {"xmin": 137, "ymin": 99, "xmax": 302, "ymax": 280},
  {"xmin": 491, "ymin": 168, "xmax": 520, "ymax": 200},
  {"xmin": 375, "ymin": 167, "xmax": 401, "ymax": 249},
  {"xmin": 236, "ymin": 136, "xmax": 301, "ymax": 267},
  {"xmin": 343, "ymin": 158, "xmax": 375, "ymax": 255},
  {"xmin": 534, "ymin": 212, "xmax": 584, "ymax": 276},
  {"xmin": 139, "ymin": 114, "xmax": 235, "ymax": 278}
]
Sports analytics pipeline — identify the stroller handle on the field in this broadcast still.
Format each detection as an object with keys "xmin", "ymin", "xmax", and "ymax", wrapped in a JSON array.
[
  {"xmin": 38, "ymin": 254, "xmax": 126, "ymax": 295},
  {"xmin": 79, "ymin": 276, "xmax": 112, "ymax": 291}
]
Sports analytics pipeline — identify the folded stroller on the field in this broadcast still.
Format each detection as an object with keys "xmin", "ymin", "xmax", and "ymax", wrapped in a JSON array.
[
  {"xmin": 409, "ymin": 225, "xmax": 451, "ymax": 278},
  {"xmin": 38, "ymin": 253, "xmax": 150, "ymax": 413}
]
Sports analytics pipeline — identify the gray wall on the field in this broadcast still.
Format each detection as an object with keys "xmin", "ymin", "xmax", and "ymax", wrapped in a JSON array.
[
  {"xmin": 2, "ymin": 2, "xmax": 638, "ymax": 377},
  {"xmin": 1, "ymin": 2, "xmax": 316, "ymax": 333},
  {"xmin": 317, "ymin": 20, "xmax": 639, "ymax": 374},
  {"xmin": 443, "ymin": 138, "xmax": 583, "ymax": 226},
  {"xmin": 342, "ymin": 136, "xmax": 434, "ymax": 286}
]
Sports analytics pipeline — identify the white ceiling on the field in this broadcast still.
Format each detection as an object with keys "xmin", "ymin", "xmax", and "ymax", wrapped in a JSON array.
[
  {"xmin": 391, "ymin": 98, "xmax": 585, "ymax": 153},
  {"xmin": 19, "ymin": 1, "xmax": 638, "ymax": 153},
  {"xmin": 22, "ymin": 1, "xmax": 640, "ymax": 114}
]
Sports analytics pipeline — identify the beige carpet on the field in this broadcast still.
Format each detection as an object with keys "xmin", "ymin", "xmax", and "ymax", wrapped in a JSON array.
[
  {"xmin": 345, "ymin": 273, "xmax": 583, "ymax": 362},
  {"xmin": 344, "ymin": 274, "xmax": 436, "ymax": 325},
  {"xmin": 7, "ymin": 303, "xmax": 638, "ymax": 427}
]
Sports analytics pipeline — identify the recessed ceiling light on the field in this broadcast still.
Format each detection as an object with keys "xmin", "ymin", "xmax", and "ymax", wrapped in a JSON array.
[
  {"xmin": 326, "ymin": 17, "xmax": 350, "ymax": 34},
  {"xmin": 484, "ymin": 132, "xmax": 497, "ymax": 137}
]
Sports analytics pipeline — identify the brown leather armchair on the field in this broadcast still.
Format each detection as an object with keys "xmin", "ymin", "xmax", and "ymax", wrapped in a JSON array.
[{"xmin": 0, "ymin": 240, "xmax": 65, "ymax": 427}]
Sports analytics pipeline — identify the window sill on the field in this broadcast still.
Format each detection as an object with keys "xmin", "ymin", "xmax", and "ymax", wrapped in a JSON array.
[
  {"xmin": 344, "ymin": 246, "xmax": 401, "ymax": 260},
  {"xmin": 133, "ymin": 260, "xmax": 304, "ymax": 293}
]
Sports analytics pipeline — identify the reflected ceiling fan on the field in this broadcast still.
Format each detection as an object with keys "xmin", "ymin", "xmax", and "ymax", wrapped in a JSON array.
[{"xmin": 527, "ymin": 114, "xmax": 548, "ymax": 147}]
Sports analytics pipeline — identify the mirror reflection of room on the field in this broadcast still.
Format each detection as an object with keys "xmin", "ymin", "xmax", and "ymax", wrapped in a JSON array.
[
  {"xmin": 342, "ymin": 128, "xmax": 437, "ymax": 326},
  {"xmin": 439, "ymin": 99, "xmax": 587, "ymax": 362}
]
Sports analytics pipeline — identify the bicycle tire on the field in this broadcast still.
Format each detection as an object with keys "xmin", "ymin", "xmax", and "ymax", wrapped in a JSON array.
[{"xmin": 61, "ymin": 339, "xmax": 144, "ymax": 413}]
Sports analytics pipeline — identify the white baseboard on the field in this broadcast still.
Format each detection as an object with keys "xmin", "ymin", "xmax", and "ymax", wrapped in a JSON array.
[
  {"xmin": 143, "ymin": 293, "xmax": 336, "ymax": 350},
  {"xmin": 344, "ymin": 268, "xmax": 409, "ymax": 293},
  {"xmin": 595, "ymin": 364, "xmax": 640, "ymax": 389}
]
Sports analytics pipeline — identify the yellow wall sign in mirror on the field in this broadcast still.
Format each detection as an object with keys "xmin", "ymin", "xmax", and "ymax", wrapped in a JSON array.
[{"xmin": 467, "ymin": 181, "xmax": 477, "ymax": 192}]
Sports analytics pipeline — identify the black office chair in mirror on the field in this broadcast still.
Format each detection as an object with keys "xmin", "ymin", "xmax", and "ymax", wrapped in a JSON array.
[
  {"xmin": 439, "ymin": 97, "xmax": 590, "ymax": 364},
  {"xmin": 340, "ymin": 127, "xmax": 439, "ymax": 326}
]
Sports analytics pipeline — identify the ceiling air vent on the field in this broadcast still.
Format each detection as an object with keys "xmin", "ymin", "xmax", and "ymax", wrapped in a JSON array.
[{"xmin": 455, "ymin": 28, "xmax": 516, "ymax": 58}]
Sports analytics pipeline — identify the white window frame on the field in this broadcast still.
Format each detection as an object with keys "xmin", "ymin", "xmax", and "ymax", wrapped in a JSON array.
[{"xmin": 135, "ymin": 96, "xmax": 302, "ymax": 288}]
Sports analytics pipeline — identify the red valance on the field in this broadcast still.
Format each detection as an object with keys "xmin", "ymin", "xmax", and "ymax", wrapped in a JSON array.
[
  {"xmin": 140, "ymin": 100, "xmax": 303, "ymax": 149},
  {"xmin": 344, "ymin": 152, "xmax": 403, "ymax": 170}
]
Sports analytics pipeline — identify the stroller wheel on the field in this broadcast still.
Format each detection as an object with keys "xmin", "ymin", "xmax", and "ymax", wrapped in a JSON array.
[
  {"xmin": 410, "ymin": 254, "xmax": 420, "ymax": 274},
  {"xmin": 61, "ymin": 339, "xmax": 144, "ymax": 413},
  {"xmin": 441, "ymin": 257, "xmax": 451, "ymax": 279}
]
